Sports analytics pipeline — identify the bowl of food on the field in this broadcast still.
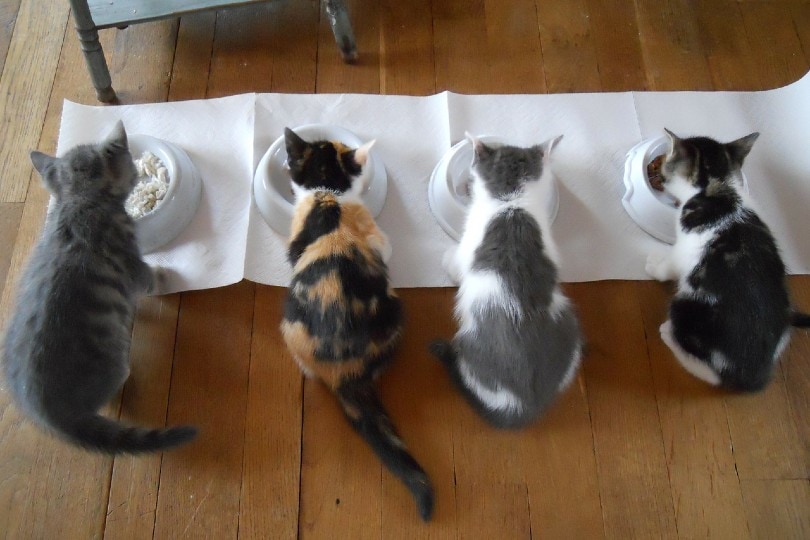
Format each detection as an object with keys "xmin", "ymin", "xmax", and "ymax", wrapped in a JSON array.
[
  {"xmin": 428, "ymin": 136, "xmax": 560, "ymax": 241},
  {"xmin": 253, "ymin": 124, "xmax": 388, "ymax": 237},
  {"xmin": 127, "ymin": 134, "xmax": 203, "ymax": 253},
  {"xmin": 622, "ymin": 135, "xmax": 749, "ymax": 244}
]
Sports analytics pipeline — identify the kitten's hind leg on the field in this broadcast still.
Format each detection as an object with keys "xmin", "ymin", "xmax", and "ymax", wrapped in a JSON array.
[
  {"xmin": 146, "ymin": 265, "xmax": 174, "ymax": 296},
  {"xmin": 659, "ymin": 320, "xmax": 720, "ymax": 385},
  {"xmin": 646, "ymin": 250, "xmax": 677, "ymax": 282}
]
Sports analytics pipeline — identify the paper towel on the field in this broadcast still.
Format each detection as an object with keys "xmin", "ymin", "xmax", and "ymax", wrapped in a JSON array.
[{"xmin": 54, "ymin": 71, "xmax": 810, "ymax": 291}]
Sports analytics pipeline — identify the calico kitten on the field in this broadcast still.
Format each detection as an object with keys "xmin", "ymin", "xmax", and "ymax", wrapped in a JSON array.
[
  {"xmin": 645, "ymin": 129, "xmax": 810, "ymax": 391},
  {"xmin": 1, "ymin": 121, "xmax": 197, "ymax": 453},
  {"xmin": 430, "ymin": 135, "xmax": 583, "ymax": 428},
  {"xmin": 279, "ymin": 128, "xmax": 433, "ymax": 521}
]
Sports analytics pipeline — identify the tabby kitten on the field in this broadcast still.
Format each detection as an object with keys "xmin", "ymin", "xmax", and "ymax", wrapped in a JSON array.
[
  {"xmin": 1, "ymin": 121, "xmax": 197, "ymax": 453},
  {"xmin": 280, "ymin": 128, "xmax": 433, "ymax": 521},
  {"xmin": 430, "ymin": 135, "xmax": 583, "ymax": 428},
  {"xmin": 646, "ymin": 129, "xmax": 810, "ymax": 391}
]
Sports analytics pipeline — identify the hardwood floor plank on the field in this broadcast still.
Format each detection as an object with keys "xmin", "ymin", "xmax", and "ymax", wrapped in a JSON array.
[
  {"xmin": 432, "ymin": 0, "xmax": 490, "ymax": 94},
  {"xmin": 316, "ymin": 0, "xmax": 380, "ymax": 94},
  {"xmin": 535, "ymin": 0, "xmax": 600, "ymax": 92},
  {"xmin": 152, "ymin": 281, "xmax": 255, "ymax": 539},
  {"xmin": 793, "ymin": 3, "xmax": 810, "ymax": 63},
  {"xmin": 585, "ymin": 0, "xmax": 647, "ymax": 91},
  {"xmin": 170, "ymin": 12, "xmax": 217, "ymax": 99},
  {"xmin": 208, "ymin": 1, "xmax": 318, "ymax": 97},
  {"xmin": 0, "ymin": 0, "xmax": 21, "ymax": 75},
  {"xmin": 482, "ymin": 0, "xmax": 545, "ymax": 93},
  {"xmin": 575, "ymin": 281, "xmax": 677, "ymax": 539},
  {"xmin": 379, "ymin": 0, "xmax": 435, "ymax": 95},
  {"xmin": 0, "ymin": 203, "xmax": 23, "ymax": 301},
  {"xmin": 635, "ymin": 0, "xmax": 713, "ymax": 90},
  {"xmin": 378, "ymin": 288, "xmax": 457, "ymax": 537},
  {"xmin": 238, "ymin": 285, "xmax": 303, "ymax": 539},
  {"xmin": 637, "ymin": 281, "xmax": 750, "ymax": 539},
  {"xmin": 783, "ymin": 276, "xmax": 810, "ymax": 476},
  {"xmin": 694, "ymin": 2, "xmax": 765, "ymax": 90},
  {"xmin": 0, "ymin": 0, "xmax": 69, "ymax": 202},
  {"xmin": 298, "ymin": 379, "xmax": 383, "ymax": 538},
  {"xmin": 738, "ymin": 1, "xmax": 809, "ymax": 89},
  {"xmin": 741, "ymin": 479, "xmax": 810, "ymax": 539}
]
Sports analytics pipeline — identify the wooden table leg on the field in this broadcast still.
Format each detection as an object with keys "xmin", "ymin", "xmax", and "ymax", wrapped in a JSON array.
[
  {"xmin": 69, "ymin": 0, "xmax": 116, "ymax": 102},
  {"xmin": 323, "ymin": 0, "xmax": 358, "ymax": 63}
]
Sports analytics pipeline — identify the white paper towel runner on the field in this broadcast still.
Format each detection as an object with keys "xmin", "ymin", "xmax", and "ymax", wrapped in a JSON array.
[{"xmin": 56, "ymin": 72, "xmax": 810, "ymax": 292}]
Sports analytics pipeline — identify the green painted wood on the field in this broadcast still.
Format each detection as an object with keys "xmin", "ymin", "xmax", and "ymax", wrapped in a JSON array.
[{"xmin": 86, "ymin": 0, "xmax": 266, "ymax": 28}]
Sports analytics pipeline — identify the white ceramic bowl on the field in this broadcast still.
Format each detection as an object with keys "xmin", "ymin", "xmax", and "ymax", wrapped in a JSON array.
[
  {"xmin": 253, "ymin": 124, "xmax": 388, "ymax": 237},
  {"xmin": 622, "ymin": 136, "xmax": 748, "ymax": 244},
  {"xmin": 128, "ymin": 134, "xmax": 203, "ymax": 254},
  {"xmin": 428, "ymin": 137, "xmax": 560, "ymax": 241}
]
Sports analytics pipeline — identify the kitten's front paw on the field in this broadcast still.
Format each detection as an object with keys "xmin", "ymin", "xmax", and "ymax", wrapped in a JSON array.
[{"xmin": 645, "ymin": 252, "xmax": 672, "ymax": 282}]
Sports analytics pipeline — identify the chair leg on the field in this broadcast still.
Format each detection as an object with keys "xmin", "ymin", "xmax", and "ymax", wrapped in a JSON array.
[
  {"xmin": 69, "ymin": 0, "xmax": 116, "ymax": 102},
  {"xmin": 323, "ymin": 0, "xmax": 358, "ymax": 63}
]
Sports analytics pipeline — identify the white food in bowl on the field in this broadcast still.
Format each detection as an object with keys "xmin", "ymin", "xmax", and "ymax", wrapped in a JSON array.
[
  {"xmin": 429, "ymin": 136, "xmax": 560, "ymax": 241},
  {"xmin": 127, "ymin": 135, "xmax": 203, "ymax": 254},
  {"xmin": 253, "ymin": 124, "xmax": 388, "ymax": 237},
  {"xmin": 126, "ymin": 151, "xmax": 170, "ymax": 219}
]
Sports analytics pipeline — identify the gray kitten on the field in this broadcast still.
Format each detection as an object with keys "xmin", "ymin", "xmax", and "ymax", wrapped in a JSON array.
[
  {"xmin": 1, "ymin": 121, "xmax": 197, "ymax": 453},
  {"xmin": 430, "ymin": 134, "xmax": 583, "ymax": 428}
]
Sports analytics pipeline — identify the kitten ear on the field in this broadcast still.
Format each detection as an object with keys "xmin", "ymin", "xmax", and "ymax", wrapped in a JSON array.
[
  {"xmin": 284, "ymin": 127, "xmax": 308, "ymax": 161},
  {"xmin": 104, "ymin": 120, "xmax": 128, "ymax": 149},
  {"xmin": 30, "ymin": 151, "xmax": 60, "ymax": 194},
  {"xmin": 538, "ymin": 134, "xmax": 563, "ymax": 162},
  {"xmin": 30, "ymin": 150, "xmax": 55, "ymax": 175},
  {"xmin": 726, "ymin": 132, "xmax": 759, "ymax": 168},
  {"xmin": 663, "ymin": 128, "xmax": 682, "ymax": 156},
  {"xmin": 354, "ymin": 139, "xmax": 376, "ymax": 167},
  {"xmin": 466, "ymin": 131, "xmax": 491, "ymax": 159}
]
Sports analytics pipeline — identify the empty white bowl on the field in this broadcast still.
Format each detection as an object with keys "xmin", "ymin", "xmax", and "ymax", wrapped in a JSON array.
[
  {"xmin": 428, "ymin": 137, "xmax": 560, "ymax": 241},
  {"xmin": 622, "ymin": 136, "xmax": 749, "ymax": 244},
  {"xmin": 128, "ymin": 134, "xmax": 202, "ymax": 254},
  {"xmin": 253, "ymin": 124, "xmax": 388, "ymax": 237}
]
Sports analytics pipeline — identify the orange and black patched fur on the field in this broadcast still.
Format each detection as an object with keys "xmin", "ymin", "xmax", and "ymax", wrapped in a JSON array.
[{"xmin": 280, "ymin": 128, "xmax": 434, "ymax": 521}]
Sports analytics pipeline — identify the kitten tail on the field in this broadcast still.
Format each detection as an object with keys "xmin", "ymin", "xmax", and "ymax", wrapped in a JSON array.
[
  {"xmin": 336, "ymin": 379, "xmax": 434, "ymax": 521},
  {"xmin": 54, "ymin": 413, "xmax": 197, "ymax": 454},
  {"xmin": 790, "ymin": 310, "xmax": 810, "ymax": 328}
]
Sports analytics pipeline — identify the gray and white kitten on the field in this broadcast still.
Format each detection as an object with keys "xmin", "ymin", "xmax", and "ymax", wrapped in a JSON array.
[
  {"xmin": 430, "ymin": 134, "xmax": 583, "ymax": 428},
  {"xmin": 1, "ymin": 121, "xmax": 197, "ymax": 453},
  {"xmin": 646, "ymin": 129, "xmax": 810, "ymax": 391}
]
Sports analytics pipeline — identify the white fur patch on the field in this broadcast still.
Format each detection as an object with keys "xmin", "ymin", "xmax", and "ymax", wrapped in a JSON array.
[
  {"xmin": 659, "ymin": 320, "xmax": 721, "ymax": 385},
  {"xmin": 773, "ymin": 330, "xmax": 791, "ymax": 363},
  {"xmin": 557, "ymin": 342, "xmax": 583, "ymax": 391},
  {"xmin": 455, "ymin": 270, "xmax": 521, "ymax": 334},
  {"xmin": 458, "ymin": 359, "xmax": 524, "ymax": 412},
  {"xmin": 548, "ymin": 288, "xmax": 570, "ymax": 321}
]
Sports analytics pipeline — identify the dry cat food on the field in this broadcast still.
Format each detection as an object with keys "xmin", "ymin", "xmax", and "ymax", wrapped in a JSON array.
[
  {"xmin": 647, "ymin": 154, "xmax": 665, "ymax": 192},
  {"xmin": 126, "ymin": 151, "xmax": 170, "ymax": 219}
]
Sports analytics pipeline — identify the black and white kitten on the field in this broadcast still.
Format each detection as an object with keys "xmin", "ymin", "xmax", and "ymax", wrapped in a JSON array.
[
  {"xmin": 646, "ymin": 129, "xmax": 810, "ymax": 391},
  {"xmin": 1, "ymin": 121, "xmax": 197, "ymax": 453},
  {"xmin": 430, "ymin": 134, "xmax": 583, "ymax": 428}
]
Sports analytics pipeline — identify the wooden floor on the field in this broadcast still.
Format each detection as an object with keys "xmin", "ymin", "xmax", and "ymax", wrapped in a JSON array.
[{"xmin": 0, "ymin": 0, "xmax": 809, "ymax": 538}]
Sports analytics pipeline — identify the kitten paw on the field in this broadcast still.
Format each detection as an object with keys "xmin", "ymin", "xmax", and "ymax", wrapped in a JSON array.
[{"xmin": 646, "ymin": 252, "xmax": 673, "ymax": 281}]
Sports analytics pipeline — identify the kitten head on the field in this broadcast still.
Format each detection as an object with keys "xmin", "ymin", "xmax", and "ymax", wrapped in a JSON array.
[
  {"xmin": 661, "ymin": 129, "xmax": 759, "ymax": 203},
  {"xmin": 284, "ymin": 127, "xmax": 375, "ymax": 202},
  {"xmin": 467, "ymin": 133, "xmax": 562, "ymax": 201},
  {"xmin": 30, "ymin": 120, "xmax": 137, "ymax": 203}
]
